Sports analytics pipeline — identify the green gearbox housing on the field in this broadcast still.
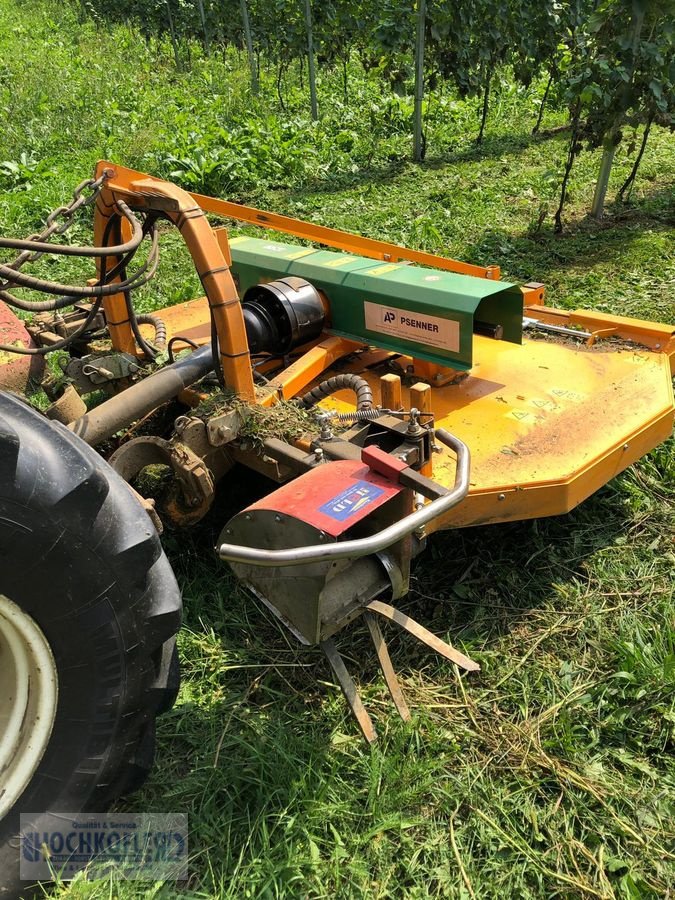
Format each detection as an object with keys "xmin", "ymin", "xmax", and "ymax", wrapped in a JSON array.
[{"xmin": 229, "ymin": 236, "xmax": 524, "ymax": 371}]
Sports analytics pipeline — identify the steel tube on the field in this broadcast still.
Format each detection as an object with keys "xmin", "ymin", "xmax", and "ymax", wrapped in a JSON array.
[
  {"xmin": 69, "ymin": 344, "xmax": 213, "ymax": 446},
  {"xmin": 218, "ymin": 429, "xmax": 470, "ymax": 567}
]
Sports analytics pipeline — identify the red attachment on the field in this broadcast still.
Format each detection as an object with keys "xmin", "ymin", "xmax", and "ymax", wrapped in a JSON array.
[
  {"xmin": 246, "ymin": 459, "xmax": 403, "ymax": 538},
  {"xmin": 361, "ymin": 445, "xmax": 408, "ymax": 483},
  {"xmin": 0, "ymin": 304, "xmax": 43, "ymax": 392}
]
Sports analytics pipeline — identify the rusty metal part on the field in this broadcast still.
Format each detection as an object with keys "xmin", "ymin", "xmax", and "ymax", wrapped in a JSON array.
[
  {"xmin": 27, "ymin": 304, "xmax": 106, "ymax": 343},
  {"xmin": 366, "ymin": 599, "xmax": 480, "ymax": 672},
  {"xmin": 109, "ymin": 435, "xmax": 215, "ymax": 526},
  {"xmin": 65, "ymin": 352, "xmax": 144, "ymax": 392},
  {"xmin": 45, "ymin": 384, "xmax": 87, "ymax": 425},
  {"xmin": 321, "ymin": 638, "xmax": 378, "ymax": 743},
  {"xmin": 69, "ymin": 344, "xmax": 213, "ymax": 446},
  {"xmin": 0, "ymin": 303, "xmax": 44, "ymax": 392},
  {"xmin": 127, "ymin": 484, "xmax": 164, "ymax": 534},
  {"xmin": 365, "ymin": 612, "xmax": 411, "ymax": 722},
  {"xmin": 207, "ymin": 409, "xmax": 243, "ymax": 446}
]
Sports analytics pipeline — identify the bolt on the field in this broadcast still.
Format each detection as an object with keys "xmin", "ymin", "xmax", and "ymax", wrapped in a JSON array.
[
  {"xmin": 623, "ymin": 443, "xmax": 629, "ymax": 451},
  {"xmin": 434, "ymin": 373, "xmax": 443, "ymax": 382},
  {"xmin": 244, "ymin": 513, "xmax": 252, "ymax": 521},
  {"xmin": 275, "ymin": 514, "xmax": 283, "ymax": 523},
  {"xmin": 314, "ymin": 448, "xmax": 324, "ymax": 462},
  {"xmin": 225, "ymin": 529, "xmax": 232, "ymax": 535},
  {"xmin": 498, "ymin": 493, "xmax": 506, "ymax": 501},
  {"xmin": 318, "ymin": 532, "xmax": 325, "ymax": 541}
]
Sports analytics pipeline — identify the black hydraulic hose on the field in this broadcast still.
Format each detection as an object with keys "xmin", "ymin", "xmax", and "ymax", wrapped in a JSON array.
[
  {"xmin": 69, "ymin": 344, "xmax": 214, "ymax": 447},
  {"xmin": 0, "ymin": 299, "xmax": 103, "ymax": 356},
  {"xmin": 0, "ymin": 217, "xmax": 119, "ymax": 355},
  {"xmin": 136, "ymin": 313, "xmax": 167, "ymax": 351},
  {"xmin": 298, "ymin": 373, "xmax": 373, "ymax": 411},
  {"xmin": 0, "ymin": 287, "xmax": 82, "ymax": 313},
  {"xmin": 0, "ymin": 229, "xmax": 159, "ymax": 307},
  {"xmin": 167, "ymin": 335, "xmax": 200, "ymax": 363},
  {"xmin": 111, "ymin": 213, "xmax": 163, "ymax": 362},
  {"xmin": 0, "ymin": 200, "xmax": 143, "ymax": 258}
]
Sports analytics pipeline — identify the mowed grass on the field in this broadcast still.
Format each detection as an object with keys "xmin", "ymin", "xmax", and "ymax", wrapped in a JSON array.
[{"xmin": 1, "ymin": 0, "xmax": 674, "ymax": 897}]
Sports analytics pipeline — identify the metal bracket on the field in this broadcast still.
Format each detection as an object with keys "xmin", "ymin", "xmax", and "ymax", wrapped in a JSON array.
[{"xmin": 109, "ymin": 435, "xmax": 215, "ymax": 526}]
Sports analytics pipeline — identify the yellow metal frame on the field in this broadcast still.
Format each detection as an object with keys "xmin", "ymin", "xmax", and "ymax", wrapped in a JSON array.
[{"xmin": 93, "ymin": 162, "xmax": 674, "ymax": 529}]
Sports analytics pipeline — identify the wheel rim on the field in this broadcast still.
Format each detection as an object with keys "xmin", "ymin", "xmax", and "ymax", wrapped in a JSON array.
[{"xmin": 0, "ymin": 594, "xmax": 58, "ymax": 821}]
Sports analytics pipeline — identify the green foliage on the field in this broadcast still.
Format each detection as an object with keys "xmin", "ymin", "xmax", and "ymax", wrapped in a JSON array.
[
  {"xmin": 569, "ymin": 0, "xmax": 674, "ymax": 146},
  {"xmin": 2, "ymin": 1, "xmax": 674, "ymax": 897}
]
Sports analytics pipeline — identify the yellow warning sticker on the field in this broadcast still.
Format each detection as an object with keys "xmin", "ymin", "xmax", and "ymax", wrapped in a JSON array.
[
  {"xmin": 323, "ymin": 256, "xmax": 358, "ymax": 268},
  {"xmin": 365, "ymin": 264, "xmax": 401, "ymax": 276},
  {"xmin": 506, "ymin": 409, "xmax": 538, "ymax": 423},
  {"xmin": 285, "ymin": 248, "xmax": 315, "ymax": 260},
  {"xmin": 549, "ymin": 388, "xmax": 586, "ymax": 403},
  {"xmin": 529, "ymin": 398, "xmax": 558, "ymax": 411}
]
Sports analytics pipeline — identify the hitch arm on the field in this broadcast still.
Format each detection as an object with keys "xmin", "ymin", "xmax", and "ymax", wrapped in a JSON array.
[{"xmin": 217, "ymin": 429, "xmax": 470, "ymax": 567}]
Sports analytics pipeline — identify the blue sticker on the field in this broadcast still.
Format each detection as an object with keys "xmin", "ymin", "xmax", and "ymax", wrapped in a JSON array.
[{"xmin": 319, "ymin": 480, "xmax": 385, "ymax": 522}]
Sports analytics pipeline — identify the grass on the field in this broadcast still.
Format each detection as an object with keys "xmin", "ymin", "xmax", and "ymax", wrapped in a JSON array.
[{"xmin": 1, "ymin": 0, "xmax": 673, "ymax": 897}]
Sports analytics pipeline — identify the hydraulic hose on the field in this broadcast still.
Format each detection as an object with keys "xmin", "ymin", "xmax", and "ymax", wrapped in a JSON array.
[
  {"xmin": 298, "ymin": 374, "xmax": 373, "ymax": 411},
  {"xmin": 136, "ymin": 313, "xmax": 167, "ymax": 351},
  {"xmin": 0, "ymin": 200, "xmax": 143, "ymax": 259},
  {"xmin": 69, "ymin": 344, "xmax": 214, "ymax": 446}
]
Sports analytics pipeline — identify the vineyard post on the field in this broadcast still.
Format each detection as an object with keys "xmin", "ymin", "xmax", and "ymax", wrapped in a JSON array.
[
  {"xmin": 413, "ymin": 0, "xmax": 426, "ymax": 161},
  {"xmin": 239, "ymin": 0, "xmax": 258, "ymax": 94},
  {"xmin": 590, "ymin": 136, "xmax": 617, "ymax": 219},
  {"xmin": 304, "ymin": 0, "xmax": 319, "ymax": 120}
]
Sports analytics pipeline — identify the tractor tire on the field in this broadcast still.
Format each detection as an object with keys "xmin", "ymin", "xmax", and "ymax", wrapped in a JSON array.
[{"xmin": 0, "ymin": 392, "xmax": 182, "ymax": 898}]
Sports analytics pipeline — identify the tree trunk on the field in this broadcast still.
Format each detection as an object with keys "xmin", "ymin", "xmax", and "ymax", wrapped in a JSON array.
[
  {"xmin": 304, "ymin": 0, "xmax": 318, "ymax": 120},
  {"xmin": 532, "ymin": 68, "xmax": 554, "ymax": 135},
  {"xmin": 617, "ymin": 114, "xmax": 653, "ymax": 202},
  {"xmin": 196, "ymin": 0, "xmax": 210, "ymax": 56},
  {"xmin": 412, "ymin": 0, "xmax": 426, "ymax": 162},
  {"xmin": 554, "ymin": 102, "xmax": 581, "ymax": 234},
  {"xmin": 477, "ymin": 72, "xmax": 491, "ymax": 144},
  {"xmin": 342, "ymin": 52, "xmax": 349, "ymax": 103},
  {"xmin": 239, "ymin": 0, "xmax": 258, "ymax": 94},
  {"xmin": 277, "ymin": 61, "xmax": 286, "ymax": 111},
  {"xmin": 165, "ymin": 0, "xmax": 182, "ymax": 71}
]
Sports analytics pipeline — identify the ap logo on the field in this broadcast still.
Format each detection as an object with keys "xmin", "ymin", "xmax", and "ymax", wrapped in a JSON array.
[{"xmin": 383, "ymin": 310, "xmax": 396, "ymax": 323}]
